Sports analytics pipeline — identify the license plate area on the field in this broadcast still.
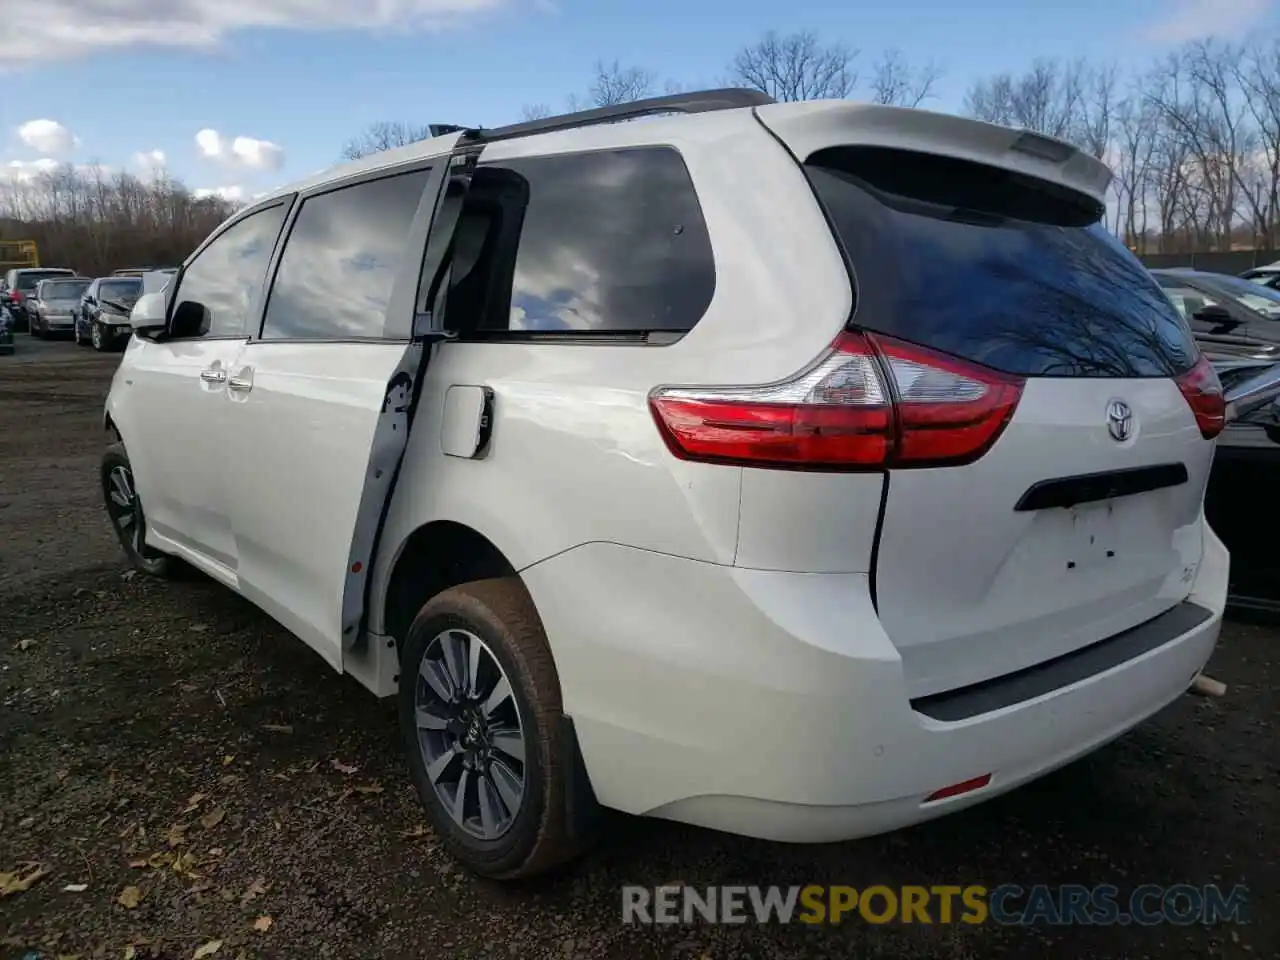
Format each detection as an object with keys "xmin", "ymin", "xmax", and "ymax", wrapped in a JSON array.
[{"xmin": 1064, "ymin": 501, "xmax": 1118, "ymax": 572}]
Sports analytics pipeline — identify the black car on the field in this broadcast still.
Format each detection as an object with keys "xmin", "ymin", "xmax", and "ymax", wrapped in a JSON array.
[
  {"xmin": 75, "ymin": 276, "xmax": 142, "ymax": 351},
  {"xmin": 1151, "ymin": 268, "xmax": 1280, "ymax": 612}
]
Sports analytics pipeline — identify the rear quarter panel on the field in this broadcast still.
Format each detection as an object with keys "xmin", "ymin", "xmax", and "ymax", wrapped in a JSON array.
[{"xmin": 368, "ymin": 112, "xmax": 860, "ymax": 632}]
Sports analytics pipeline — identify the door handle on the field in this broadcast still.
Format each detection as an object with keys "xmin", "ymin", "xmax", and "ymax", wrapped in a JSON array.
[
  {"xmin": 199, "ymin": 368, "xmax": 226, "ymax": 384},
  {"xmin": 228, "ymin": 369, "xmax": 253, "ymax": 393}
]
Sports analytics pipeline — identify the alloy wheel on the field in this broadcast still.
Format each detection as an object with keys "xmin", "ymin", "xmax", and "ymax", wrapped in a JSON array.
[
  {"xmin": 105, "ymin": 464, "xmax": 144, "ymax": 554},
  {"xmin": 92, "ymin": 322, "xmax": 102, "ymax": 350},
  {"xmin": 414, "ymin": 628, "xmax": 526, "ymax": 840}
]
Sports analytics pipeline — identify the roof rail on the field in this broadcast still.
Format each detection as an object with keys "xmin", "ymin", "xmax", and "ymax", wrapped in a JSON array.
[{"xmin": 466, "ymin": 88, "xmax": 775, "ymax": 145}]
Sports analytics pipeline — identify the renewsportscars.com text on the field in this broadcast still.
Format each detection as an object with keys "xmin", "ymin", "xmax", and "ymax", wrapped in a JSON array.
[{"xmin": 621, "ymin": 883, "xmax": 1249, "ymax": 926}]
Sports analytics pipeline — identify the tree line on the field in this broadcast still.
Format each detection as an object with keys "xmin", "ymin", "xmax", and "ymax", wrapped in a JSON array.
[{"xmin": 0, "ymin": 167, "xmax": 236, "ymax": 277}]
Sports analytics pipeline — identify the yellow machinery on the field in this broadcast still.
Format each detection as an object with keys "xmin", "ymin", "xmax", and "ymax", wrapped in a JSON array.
[{"xmin": 0, "ymin": 239, "xmax": 39, "ymax": 273}]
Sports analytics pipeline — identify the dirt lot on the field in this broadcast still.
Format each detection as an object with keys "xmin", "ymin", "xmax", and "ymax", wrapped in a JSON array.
[{"xmin": 1, "ymin": 335, "xmax": 1276, "ymax": 960}]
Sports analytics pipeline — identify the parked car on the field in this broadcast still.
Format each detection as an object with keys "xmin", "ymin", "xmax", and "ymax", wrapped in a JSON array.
[
  {"xmin": 104, "ymin": 90, "xmax": 1251, "ymax": 879},
  {"xmin": 2, "ymin": 267, "xmax": 77, "ymax": 331},
  {"xmin": 1150, "ymin": 268, "xmax": 1280, "ymax": 611},
  {"xmin": 0, "ymin": 303, "xmax": 13, "ymax": 355},
  {"xmin": 75, "ymin": 275, "xmax": 142, "ymax": 351},
  {"xmin": 1239, "ymin": 261, "xmax": 1280, "ymax": 289},
  {"xmin": 28, "ymin": 276, "xmax": 91, "ymax": 338}
]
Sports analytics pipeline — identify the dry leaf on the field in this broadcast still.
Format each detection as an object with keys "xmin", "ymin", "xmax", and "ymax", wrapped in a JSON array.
[
  {"xmin": 128, "ymin": 859, "xmax": 149, "ymax": 869},
  {"xmin": 117, "ymin": 885, "xmax": 142, "ymax": 909},
  {"xmin": 0, "ymin": 862, "xmax": 49, "ymax": 896},
  {"xmin": 181, "ymin": 793, "xmax": 207, "ymax": 814},
  {"xmin": 330, "ymin": 759, "xmax": 358, "ymax": 775},
  {"xmin": 189, "ymin": 623, "xmax": 209, "ymax": 633},
  {"xmin": 252, "ymin": 916, "xmax": 273, "ymax": 932},
  {"xmin": 62, "ymin": 883, "xmax": 89, "ymax": 893},
  {"xmin": 172, "ymin": 851, "xmax": 200, "ymax": 876},
  {"xmin": 165, "ymin": 823, "xmax": 189, "ymax": 847},
  {"xmin": 400, "ymin": 824, "xmax": 430, "ymax": 838},
  {"xmin": 353, "ymin": 783, "xmax": 383, "ymax": 796},
  {"xmin": 56, "ymin": 769, "xmax": 71, "ymax": 781},
  {"xmin": 123, "ymin": 947, "xmax": 137, "ymax": 960},
  {"xmin": 147, "ymin": 851, "xmax": 174, "ymax": 869},
  {"xmin": 240, "ymin": 878, "xmax": 267, "ymax": 905},
  {"xmin": 222, "ymin": 755, "xmax": 235, "ymax": 766},
  {"xmin": 199, "ymin": 807, "xmax": 226, "ymax": 830},
  {"xmin": 15, "ymin": 638, "xmax": 36, "ymax": 651},
  {"xmin": 192, "ymin": 940, "xmax": 222, "ymax": 959},
  {"xmin": 261, "ymin": 724, "xmax": 293, "ymax": 734}
]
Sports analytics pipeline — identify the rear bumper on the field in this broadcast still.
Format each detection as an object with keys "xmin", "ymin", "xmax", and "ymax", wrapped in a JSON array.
[{"xmin": 523, "ymin": 522, "xmax": 1227, "ymax": 842}]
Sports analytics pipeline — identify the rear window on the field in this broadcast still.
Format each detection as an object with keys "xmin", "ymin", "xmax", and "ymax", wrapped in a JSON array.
[
  {"xmin": 43, "ymin": 280, "xmax": 88, "ymax": 298},
  {"xmin": 18, "ymin": 270, "xmax": 73, "ymax": 290},
  {"xmin": 805, "ymin": 147, "xmax": 1198, "ymax": 378}
]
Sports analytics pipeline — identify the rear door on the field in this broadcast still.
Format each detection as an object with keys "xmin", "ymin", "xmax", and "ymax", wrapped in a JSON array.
[
  {"xmin": 224, "ymin": 153, "xmax": 455, "ymax": 670},
  {"xmin": 760, "ymin": 106, "xmax": 1215, "ymax": 698}
]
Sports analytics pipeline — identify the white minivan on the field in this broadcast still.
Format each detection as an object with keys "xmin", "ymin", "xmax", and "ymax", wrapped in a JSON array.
[{"xmin": 103, "ymin": 89, "xmax": 1255, "ymax": 879}]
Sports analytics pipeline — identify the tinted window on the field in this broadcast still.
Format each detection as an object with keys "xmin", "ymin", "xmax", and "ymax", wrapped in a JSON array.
[
  {"xmin": 262, "ymin": 169, "xmax": 431, "ymax": 340},
  {"xmin": 1195, "ymin": 274, "xmax": 1280, "ymax": 318},
  {"xmin": 172, "ymin": 204, "xmax": 288, "ymax": 338},
  {"xmin": 18, "ymin": 270, "xmax": 73, "ymax": 290},
  {"xmin": 443, "ymin": 148, "xmax": 714, "ymax": 335},
  {"xmin": 806, "ymin": 148, "xmax": 1198, "ymax": 378}
]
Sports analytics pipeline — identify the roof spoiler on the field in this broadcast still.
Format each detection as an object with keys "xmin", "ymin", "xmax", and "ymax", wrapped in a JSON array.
[{"xmin": 755, "ymin": 101, "xmax": 1113, "ymax": 207}]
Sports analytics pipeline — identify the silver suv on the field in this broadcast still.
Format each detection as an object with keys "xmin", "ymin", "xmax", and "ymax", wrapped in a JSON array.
[{"xmin": 104, "ymin": 90, "xmax": 1240, "ymax": 879}]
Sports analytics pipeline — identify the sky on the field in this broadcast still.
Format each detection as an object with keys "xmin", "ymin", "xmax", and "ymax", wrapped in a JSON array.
[{"xmin": 2, "ymin": 0, "xmax": 1279, "ymax": 202}]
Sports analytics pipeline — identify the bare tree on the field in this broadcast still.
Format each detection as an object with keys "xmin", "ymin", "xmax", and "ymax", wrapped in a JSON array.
[
  {"xmin": 0, "ymin": 164, "xmax": 237, "ymax": 275},
  {"xmin": 1235, "ymin": 39, "xmax": 1280, "ymax": 247},
  {"xmin": 730, "ymin": 30, "xmax": 856, "ymax": 102},
  {"xmin": 340, "ymin": 121, "xmax": 435, "ymax": 161},
  {"xmin": 869, "ymin": 49, "xmax": 942, "ymax": 107},
  {"xmin": 586, "ymin": 59, "xmax": 656, "ymax": 106},
  {"xmin": 520, "ymin": 103, "xmax": 553, "ymax": 121},
  {"xmin": 965, "ymin": 58, "xmax": 1102, "ymax": 145}
]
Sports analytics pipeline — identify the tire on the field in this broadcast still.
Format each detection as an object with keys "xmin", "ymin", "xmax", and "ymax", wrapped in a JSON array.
[
  {"xmin": 30, "ymin": 317, "xmax": 43, "ymax": 339},
  {"xmin": 398, "ymin": 577, "xmax": 592, "ymax": 879},
  {"xmin": 91, "ymin": 321, "xmax": 106, "ymax": 352},
  {"xmin": 101, "ymin": 442, "xmax": 179, "ymax": 579}
]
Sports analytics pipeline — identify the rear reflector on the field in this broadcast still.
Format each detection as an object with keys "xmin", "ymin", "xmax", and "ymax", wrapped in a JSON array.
[
  {"xmin": 649, "ymin": 331, "xmax": 1024, "ymax": 471},
  {"xmin": 923, "ymin": 773, "xmax": 992, "ymax": 803},
  {"xmin": 1175, "ymin": 354, "xmax": 1225, "ymax": 440}
]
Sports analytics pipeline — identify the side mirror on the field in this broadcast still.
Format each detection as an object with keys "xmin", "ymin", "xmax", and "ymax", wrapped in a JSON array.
[
  {"xmin": 1224, "ymin": 362, "xmax": 1280, "ymax": 423},
  {"xmin": 169, "ymin": 300, "xmax": 208, "ymax": 339},
  {"xmin": 1192, "ymin": 303, "xmax": 1241, "ymax": 333},
  {"xmin": 129, "ymin": 292, "xmax": 168, "ymax": 337}
]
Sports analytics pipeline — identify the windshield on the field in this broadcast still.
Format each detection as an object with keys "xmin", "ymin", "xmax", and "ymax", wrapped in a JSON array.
[
  {"xmin": 99, "ymin": 279, "xmax": 141, "ymax": 301},
  {"xmin": 42, "ymin": 280, "xmax": 88, "ymax": 299}
]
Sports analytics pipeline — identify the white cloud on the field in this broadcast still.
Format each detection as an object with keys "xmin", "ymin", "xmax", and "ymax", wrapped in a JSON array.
[
  {"xmin": 16, "ymin": 119, "xmax": 79, "ymax": 155},
  {"xmin": 1143, "ymin": 0, "xmax": 1273, "ymax": 43},
  {"xmin": 0, "ymin": 0, "xmax": 511, "ymax": 65},
  {"xmin": 194, "ymin": 185, "xmax": 244, "ymax": 201},
  {"xmin": 134, "ymin": 149, "xmax": 167, "ymax": 170},
  {"xmin": 0, "ymin": 158, "xmax": 61, "ymax": 182},
  {"xmin": 196, "ymin": 128, "xmax": 284, "ymax": 171}
]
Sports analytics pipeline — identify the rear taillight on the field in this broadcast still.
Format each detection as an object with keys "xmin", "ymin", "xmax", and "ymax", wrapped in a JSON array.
[
  {"xmin": 1175, "ymin": 355, "xmax": 1225, "ymax": 440},
  {"xmin": 648, "ymin": 331, "xmax": 1024, "ymax": 470},
  {"xmin": 7, "ymin": 290, "xmax": 19, "ymax": 302}
]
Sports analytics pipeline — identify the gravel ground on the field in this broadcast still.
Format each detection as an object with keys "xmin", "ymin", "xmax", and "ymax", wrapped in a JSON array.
[{"xmin": 1, "ymin": 334, "xmax": 1276, "ymax": 960}]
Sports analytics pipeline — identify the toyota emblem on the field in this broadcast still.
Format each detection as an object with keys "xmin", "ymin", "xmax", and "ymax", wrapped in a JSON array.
[{"xmin": 1106, "ymin": 399, "xmax": 1133, "ymax": 442}]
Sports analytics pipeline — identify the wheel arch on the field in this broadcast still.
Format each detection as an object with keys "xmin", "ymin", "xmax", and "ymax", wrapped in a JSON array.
[{"xmin": 379, "ymin": 520, "xmax": 521, "ymax": 652}]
